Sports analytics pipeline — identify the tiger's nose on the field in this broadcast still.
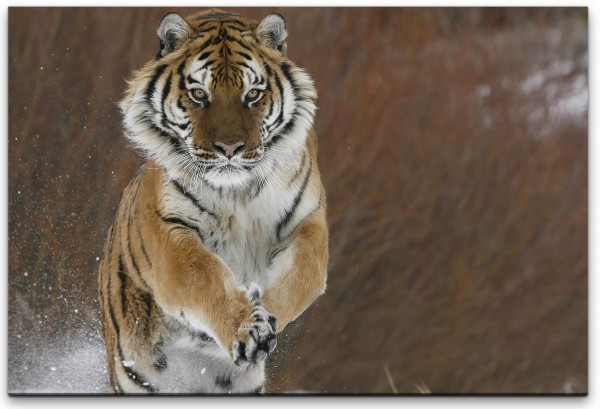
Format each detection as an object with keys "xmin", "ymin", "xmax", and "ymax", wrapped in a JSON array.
[{"xmin": 213, "ymin": 141, "xmax": 246, "ymax": 159}]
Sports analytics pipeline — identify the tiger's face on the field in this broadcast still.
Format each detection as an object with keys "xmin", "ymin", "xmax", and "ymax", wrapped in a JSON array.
[
  {"xmin": 177, "ymin": 44, "xmax": 272, "ymax": 183},
  {"xmin": 121, "ymin": 10, "xmax": 317, "ymax": 189}
]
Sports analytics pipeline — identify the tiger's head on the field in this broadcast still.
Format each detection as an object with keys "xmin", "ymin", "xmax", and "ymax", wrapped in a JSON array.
[{"xmin": 120, "ymin": 9, "xmax": 317, "ymax": 189}]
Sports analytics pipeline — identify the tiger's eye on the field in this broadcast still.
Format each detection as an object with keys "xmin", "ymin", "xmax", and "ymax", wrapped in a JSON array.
[
  {"xmin": 245, "ymin": 89, "xmax": 263, "ymax": 104},
  {"xmin": 191, "ymin": 89, "xmax": 207, "ymax": 102}
]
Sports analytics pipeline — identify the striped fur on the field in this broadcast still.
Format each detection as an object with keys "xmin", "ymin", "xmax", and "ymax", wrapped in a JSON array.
[{"xmin": 98, "ymin": 9, "xmax": 328, "ymax": 394}]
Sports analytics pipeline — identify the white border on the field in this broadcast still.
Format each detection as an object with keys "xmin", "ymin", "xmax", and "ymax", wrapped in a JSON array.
[{"xmin": 1, "ymin": 1, "xmax": 593, "ymax": 408}]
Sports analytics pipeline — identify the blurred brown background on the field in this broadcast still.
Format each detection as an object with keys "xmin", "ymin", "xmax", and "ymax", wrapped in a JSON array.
[{"xmin": 8, "ymin": 7, "xmax": 587, "ymax": 394}]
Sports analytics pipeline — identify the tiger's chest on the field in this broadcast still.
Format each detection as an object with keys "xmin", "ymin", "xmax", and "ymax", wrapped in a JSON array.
[
  {"xmin": 205, "ymin": 203, "xmax": 279, "ymax": 287},
  {"xmin": 162, "ymin": 183, "xmax": 288, "ymax": 288}
]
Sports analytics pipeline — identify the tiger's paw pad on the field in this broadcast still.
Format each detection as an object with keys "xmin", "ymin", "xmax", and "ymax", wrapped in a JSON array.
[{"xmin": 232, "ymin": 307, "xmax": 277, "ymax": 366}]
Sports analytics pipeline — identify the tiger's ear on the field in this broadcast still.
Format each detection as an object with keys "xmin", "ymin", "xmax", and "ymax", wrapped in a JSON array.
[
  {"xmin": 156, "ymin": 13, "xmax": 192, "ymax": 57},
  {"xmin": 256, "ymin": 13, "xmax": 288, "ymax": 55}
]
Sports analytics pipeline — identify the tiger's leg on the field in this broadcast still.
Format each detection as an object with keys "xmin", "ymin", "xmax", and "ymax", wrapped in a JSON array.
[
  {"xmin": 99, "ymin": 218, "xmax": 169, "ymax": 394},
  {"xmin": 262, "ymin": 210, "xmax": 329, "ymax": 332},
  {"xmin": 119, "ymin": 166, "xmax": 279, "ymax": 370},
  {"xmin": 144, "ymin": 213, "xmax": 278, "ymax": 373}
]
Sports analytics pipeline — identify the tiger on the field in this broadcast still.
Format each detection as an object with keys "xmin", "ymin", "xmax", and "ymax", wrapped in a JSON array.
[{"xmin": 98, "ymin": 9, "xmax": 329, "ymax": 394}]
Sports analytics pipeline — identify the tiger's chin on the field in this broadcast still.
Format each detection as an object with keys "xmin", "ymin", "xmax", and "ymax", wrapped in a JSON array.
[{"xmin": 202, "ymin": 165, "xmax": 255, "ymax": 190}]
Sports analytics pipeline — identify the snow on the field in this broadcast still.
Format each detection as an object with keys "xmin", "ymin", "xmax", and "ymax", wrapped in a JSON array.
[
  {"xmin": 520, "ymin": 60, "xmax": 574, "ymax": 94},
  {"xmin": 518, "ymin": 55, "xmax": 587, "ymax": 138},
  {"xmin": 549, "ymin": 74, "xmax": 588, "ymax": 120},
  {"xmin": 8, "ymin": 304, "xmax": 109, "ymax": 394},
  {"xmin": 122, "ymin": 360, "xmax": 136, "ymax": 368},
  {"xmin": 476, "ymin": 84, "xmax": 491, "ymax": 98}
]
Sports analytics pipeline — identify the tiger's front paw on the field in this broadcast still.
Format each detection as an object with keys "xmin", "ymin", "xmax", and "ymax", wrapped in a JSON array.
[{"xmin": 232, "ymin": 306, "xmax": 277, "ymax": 366}]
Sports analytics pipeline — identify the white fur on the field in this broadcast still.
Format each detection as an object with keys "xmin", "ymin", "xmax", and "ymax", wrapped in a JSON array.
[
  {"xmin": 160, "ymin": 131, "xmax": 317, "ymax": 291},
  {"xmin": 257, "ymin": 14, "xmax": 288, "ymax": 47}
]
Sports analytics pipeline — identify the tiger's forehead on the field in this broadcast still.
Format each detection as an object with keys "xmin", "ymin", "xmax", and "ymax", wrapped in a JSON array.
[
  {"xmin": 186, "ymin": 51, "xmax": 265, "ymax": 90},
  {"xmin": 182, "ymin": 16, "xmax": 264, "ymax": 88},
  {"xmin": 188, "ymin": 12, "xmax": 256, "ymax": 36}
]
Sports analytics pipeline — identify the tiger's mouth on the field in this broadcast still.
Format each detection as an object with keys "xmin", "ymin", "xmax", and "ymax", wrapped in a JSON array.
[
  {"xmin": 217, "ymin": 163, "xmax": 241, "ymax": 173},
  {"xmin": 201, "ymin": 159, "xmax": 256, "ymax": 178},
  {"xmin": 184, "ymin": 151, "xmax": 265, "ymax": 188},
  {"xmin": 211, "ymin": 155, "xmax": 263, "ymax": 171}
]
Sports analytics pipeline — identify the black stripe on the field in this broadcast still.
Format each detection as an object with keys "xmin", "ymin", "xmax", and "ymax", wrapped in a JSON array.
[
  {"xmin": 107, "ymin": 265, "xmax": 124, "ymax": 354},
  {"xmin": 146, "ymin": 120, "xmax": 183, "ymax": 149},
  {"xmin": 193, "ymin": 18, "xmax": 219, "ymax": 26},
  {"xmin": 281, "ymin": 116, "xmax": 297, "ymax": 135},
  {"xmin": 237, "ymin": 51, "xmax": 252, "ymax": 60},
  {"xmin": 98, "ymin": 223, "xmax": 115, "ymax": 308},
  {"xmin": 136, "ymin": 223, "xmax": 152, "ymax": 269},
  {"xmin": 176, "ymin": 60, "xmax": 187, "ymax": 90},
  {"xmin": 236, "ymin": 61, "xmax": 254, "ymax": 71},
  {"xmin": 276, "ymin": 160, "xmax": 312, "ymax": 240},
  {"xmin": 124, "ymin": 185, "xmax": 152, "ymax": 291},
  {"xmin": 278, "ymin": 63, "xmax": 302, "ymax": 136},
  {"xmin": 129, "ymin": 176, "xmax": 152, "ymax": 270},
  {"xmin": 104, "ymin": 224, "xmax": 124, "ymax": 394},
  {"xmin": 193, "ymin": 26, "xmax": 217, "ymax": 37},
  {"xmin": 117, "ymin": 256, "xmax": 128, "ymax": 316},
  {"xmin": 198, "ymin": 59, "xmax": 217, "ymax": 71},
  {"xmin": 106, "ymin": 262, "xmax": 122, "ymax": 394},
  {"xmin": 197, "ymin": 51, "xmax": 212, "ymax": 61},
  {"xmin": 224, "ymin": 24, "xmax": 250, "ymax": 33},
  {"xmin": 265, "ymin": 134, "xmax": 282, "ymax": 149},
  {"xmin": 125, "ymin": 236, "xmax": 151, "ymax": 290},
  {"xmin": 186, "ymin": 74, "xmax": 200, "ymax": 84},
  {"xmin": 159, "ymin": 213, "xmax": 206, "ymax": 243},
  {"xmin": 194, "ymin": 12, "xmax": 240, "ymax": 21},
  {"xmin": 171, "ymin": 179, "xmax": 218, "ymax": 219},
  {"xmin": 288, "ymin": 151, "xmax": 307, "ymax": 185},
  {"xmin": 219, "ymin": 18, "xmax": 247, "ymax": 27},
  {"xmin": 198, "ymin": 35, "xmax": 217, "ymax": 51},
  {"xmin": 165, "ymin": 118, "xmax": 190, "ymax": 131},
  {"xmin": 141, "ymin": 291, "xmax": 154, "ymax": 340},
  {"xmin": 280, "ymin": 63, "xmax": 299, "ymax": 93},
  {"xmin": 268, "ymin": 246, "xmax": 287, "ymax": 266},
  {"xmin": 142, "ymin": 291, "xmax": 153, "ymax": 318},
  {"xmin": 161, "ymin": 72, "xmax": 172, "ymax": 109},
  {"xmin": 176, "ymin": 96, "xmax": 187, "ymax": 113},
  {"xmin": 253, "ymin": 76, "xmax": 266, "ymax": 87},
  {"xmin": 106, "ymin": 202, "xmax": 155, "ymax": 393},
  {"xmin": 145, "ymin": 64, "xmax": 168, "ymax": 102},
  {"xmin": 111, "ymin": 273, "xmax": 155, "ymax": 394},
  {"xmin": 265, "ymin": 93, "xmax": 275, "ymax": 119},
  {"xmin": 107, "ymin": 255, "xmax": 157, "ymax": 394},
  {"xmin": 227, "ymin": 35, "xmax": 253, "ymax": 51},
  {"xmin": 270, "ymin": 67, "xmax": 285, "ymax": 129}
]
